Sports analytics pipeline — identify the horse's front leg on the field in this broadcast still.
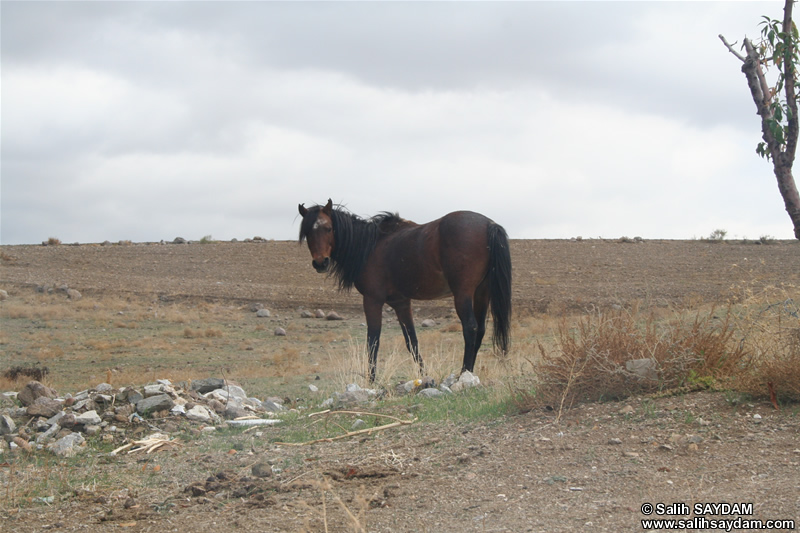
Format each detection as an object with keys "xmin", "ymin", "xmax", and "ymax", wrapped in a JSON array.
[
  {"xmin": 391, "ymin": 300, "xmax": 423, "ymax": 376},
  {"xmin": 363, "ymin": 297, "xmax": 384, "ymax": 383}
]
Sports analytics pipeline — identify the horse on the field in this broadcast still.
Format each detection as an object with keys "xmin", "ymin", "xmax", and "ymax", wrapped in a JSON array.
[{"xmin": 298, "ymin": 199, "xmax": 512, "ymax": 383}]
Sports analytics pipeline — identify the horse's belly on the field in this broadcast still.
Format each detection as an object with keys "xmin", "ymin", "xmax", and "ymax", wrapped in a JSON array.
[{"xmin": 397, "ymin": 271, "xmax": 451, "ymax": 301}]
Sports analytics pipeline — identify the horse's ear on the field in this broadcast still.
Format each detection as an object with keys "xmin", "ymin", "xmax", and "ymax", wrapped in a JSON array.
[
  {"xmin": 298, "ymin": 203, "xmax": 307, "ymax": 217},
  {"xmin": 323, "ymin": 199, "xmax": 333, "ymax": 215}
]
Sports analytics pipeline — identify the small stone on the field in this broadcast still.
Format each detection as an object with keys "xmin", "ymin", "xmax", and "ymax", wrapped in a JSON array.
[
  {"xmin": 75, "ymin": 410, "xmax": 102, "ymax": 426},
  {"xmin": 256, "ymin": 309, "xmax": 271, "ymax": 318},
  {"xmin": 186, "ymin": 405, "xmax": 213, "ymax": 423},
  {"xmin": 351, "ymin": 419, "xmax": 366, "ymax": 430},
  {"xmin": 334, "ymin": 390, "xmax": 370, "ymax": 407},
  {"xmin": 442, "ymin": 373, "xmax": 458, "ymax": 388},
  {"xmin": 274, "ymin": 327, "xmax": 287, "ymax": 336},
  {"xmin": 450, "ymin": 371, "xmax": 480, "ymax": 392},
  {"xmin": 60, "ymin": 413, "xmax": 77, "ymax": 428},
  {"xmin": 0, "ymin": 414, "xmax": 17, "ymax": 436},
  {"xmin": 261, "ymin": 399, "xmax": 286, "ymax": 413},
  {"xmin": 48, "ymin": 432, "xmax": 86, "ymax": 457},
  {"xmin": 190, "ymin": 378, "xmax": 225, "ymax": 394},
  {"xmin": 26, "ymin": 397, "xmax": 63, "ymax": 418},
  {"xmin": 619, "ymin": 405, "xmax": 635, "ymax": 415},
  {"xmin": 417, "ymin": 388, "xmax": 444, "ymax": 398},
  {"xmin": 36, "ymin": 423, "xmax": 61, "ymax": 444},
  {"xmin": 308, "ymin": 384, "xmax": 319, "ymax": 392},
  {"xmin": 300, "ymin": 310, "xmax": 314, "ymax": 318},
  {"xmin": 121, "ymin": 388, "xmax": 143, "ymax": 404},
  {"xmin": 224, "ymin": 404, "xmax": 250, "ymax": 420},
  {"xmin": 420, "ymin": 319, "xmax": 436, "ymax": 327},
  {"xmin": 315, "ymin": 309, "xmax": 326, "ymax": 318},
  {"xmin": 66, "ymin": 288, "xmax": 82, "ymax": 300},
  {"xmin": 143, "ymin": 384, "xmax": 165, "ymax": 397},
  {"xmin": 326, "ymin": 311, "xmax": 344, "ymax": 321},
  {"xmin": 608, "ymin": 438, "xmax": 623, "ymax": 445},
  {"xmin": 17, "ymin": 381, "xmax": 58, "ymax": 407},
  {"xmin": 213, "ymin": 384, "xmax": 247, "ymax": 400},
  {"xmin": 136, "ymin": 394, "xmax": 175, "ymax": 415},
  {"xmin": 252, "ymin": 463, "xmax": 273, "ymax": 478}
]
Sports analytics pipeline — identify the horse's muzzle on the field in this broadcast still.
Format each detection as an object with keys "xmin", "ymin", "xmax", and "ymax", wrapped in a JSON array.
[{"xmin": 312, "ymin": 257, "xmax": 330, "ymax": 273}]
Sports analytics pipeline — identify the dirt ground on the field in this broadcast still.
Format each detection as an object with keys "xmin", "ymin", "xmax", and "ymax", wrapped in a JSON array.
[
  {"xmin": 1, "ymin": 239, "xmax": 799, "ymax": 532},
  {"xmin": 2, "ymin": 238, "xmax": 799, "ymax": 314}
]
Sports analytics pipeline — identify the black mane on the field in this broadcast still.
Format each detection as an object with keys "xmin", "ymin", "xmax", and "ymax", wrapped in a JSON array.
[{"xmin": 300, "ymin": 205, "xmax": 404, "ymax": 291}]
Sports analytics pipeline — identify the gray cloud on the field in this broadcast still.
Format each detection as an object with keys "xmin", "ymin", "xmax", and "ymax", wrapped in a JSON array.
[{"xmin": 1, "ymin": 1, "xmax": 794, "ymax": 244}]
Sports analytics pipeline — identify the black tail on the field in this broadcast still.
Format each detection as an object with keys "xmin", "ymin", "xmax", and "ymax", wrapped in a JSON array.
[{"xmin": 487, "ymin": 223, "xmax": 512, "ymax": 353}]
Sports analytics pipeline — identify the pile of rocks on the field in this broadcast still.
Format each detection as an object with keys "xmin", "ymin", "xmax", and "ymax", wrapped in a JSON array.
[
  {"xmin": 1, "ymin": 370, "xmax": 485, "ymax": 458},
  {"xmin": 0, "ymin": 378, "xmax": 287, "ymax": 457}
]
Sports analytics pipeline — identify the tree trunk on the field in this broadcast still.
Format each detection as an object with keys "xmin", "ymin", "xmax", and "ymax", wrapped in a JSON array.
[{"xmin": 775, "ymin": 155, "xmax": 800, "ymax": 238}]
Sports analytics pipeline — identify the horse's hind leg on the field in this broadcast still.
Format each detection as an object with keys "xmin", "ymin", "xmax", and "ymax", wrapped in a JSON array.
[
  {"xmin": 455, "ymin": 295, "xmax": 480, "ymax": 373},
  {"xmin": 392, "ymin": 300, "xmax": 423, "ymax": 375},
  {"xmin": 472, "ymin": 280, "xmax": 490, "ymax": 361}
]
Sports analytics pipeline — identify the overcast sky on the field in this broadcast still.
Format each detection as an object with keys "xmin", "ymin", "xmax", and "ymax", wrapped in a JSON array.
[{"xmin": 1, "ymin": 1, "xmax": 795, "ymax": 244}]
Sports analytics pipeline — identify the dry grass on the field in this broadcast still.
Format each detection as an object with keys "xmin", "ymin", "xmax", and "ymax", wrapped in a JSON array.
[
  {"xmin": 523, "ymin": 283, "xmax": 800, "ymax": 412},
  {"xmin": 728, "ymin": 283, "xmax": 800, "ymax": 403},
  {"xmin": 4, "ymin": 279, "xmax": 797, "ymax": 408},
  {"xmin": 526, "ymin": 306, "xmax": 743, "ymax": 411}
]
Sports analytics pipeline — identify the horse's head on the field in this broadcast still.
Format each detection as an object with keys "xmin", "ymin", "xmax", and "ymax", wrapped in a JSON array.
[{"xmin": 298, "ymin": 198, "xmax": 335, "ymax": 273}]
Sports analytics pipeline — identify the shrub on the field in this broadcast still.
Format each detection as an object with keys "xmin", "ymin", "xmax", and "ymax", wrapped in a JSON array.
[
  {"xmin": 728, "ymin": 285, "xmax": 800, "ymax": 403},
  {"xmin": 529, "ymin": 307, "xmax": 748, "ymax": 412}
]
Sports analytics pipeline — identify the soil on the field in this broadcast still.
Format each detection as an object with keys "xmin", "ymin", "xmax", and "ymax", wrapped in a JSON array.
[
  {"xmin": 2, "ymin": 238, "xmax": 799, "ymax": 314},
  {"xmin": 1, "ymin": 239, "xmax": 799, "ymax": 532}
]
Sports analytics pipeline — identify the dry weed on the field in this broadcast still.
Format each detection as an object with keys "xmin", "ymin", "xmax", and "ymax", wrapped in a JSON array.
[
  {"xmin": 728, "ymin": 283, "xmax": 800, "ymax": 403},
  {"xmin": 529, "ymin": 306, "xmax": 749, "ymax": 410}
]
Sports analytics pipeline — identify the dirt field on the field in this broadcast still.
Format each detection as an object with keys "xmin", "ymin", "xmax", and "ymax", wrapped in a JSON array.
[
  {"xmin": 1, "ymin": 239, "xmax": 799, "ymax": 532},
  {"xmin": 2, "ymin": 238, "xmax": 799, "ymax": 313}
]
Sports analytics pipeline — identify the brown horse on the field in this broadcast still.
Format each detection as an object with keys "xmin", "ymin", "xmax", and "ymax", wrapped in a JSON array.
[{"xmin": 298, "ymin": 199, "xmax": 512, "ymax": 382}]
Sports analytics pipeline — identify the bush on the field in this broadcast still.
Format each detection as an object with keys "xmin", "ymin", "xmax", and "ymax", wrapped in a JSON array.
[
  {"xmin": 705, "ymin": 229, "xmax": 728, "ymax": 242},
  {"xmin": 728, "ymin": 285, "xmax": 800, "ymax": 404},
  {"xmin": 529, "ymin": 307, "xmax": 748, "ymax": 412}
]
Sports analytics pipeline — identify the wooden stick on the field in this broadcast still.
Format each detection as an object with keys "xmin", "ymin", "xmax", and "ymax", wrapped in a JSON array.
[
  {"xmin": 308, "ymin": 409, "xmax": 408, "ymax": 424},
  {"xmin": 275, "ymin": 418, "xmax": 416, "ymax": 447}
]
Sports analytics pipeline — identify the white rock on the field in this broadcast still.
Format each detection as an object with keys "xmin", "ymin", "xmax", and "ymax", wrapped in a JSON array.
[
  {"xmin": 451, "ymin": 371, "xmax": 481, "ymax": 392},
  {"xmin": 185, "ymin": 405, "xmax": 213, "ymax": 423},
  {"xmin": 75, "ymin": 410, "xmax": 102, "ymax": 426},
  {"xmin": 48, "ymin": 433, "xmax": 86, "ymax": 457},
  {"xmin": 227, "ymin": 419, "xmax": 282, "ymax": 427}
]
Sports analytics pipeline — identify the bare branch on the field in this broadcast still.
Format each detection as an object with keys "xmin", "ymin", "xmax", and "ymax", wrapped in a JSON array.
[{"xmin": 719, "ymin": 34, "xmax": 747, "ymax": 61}]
